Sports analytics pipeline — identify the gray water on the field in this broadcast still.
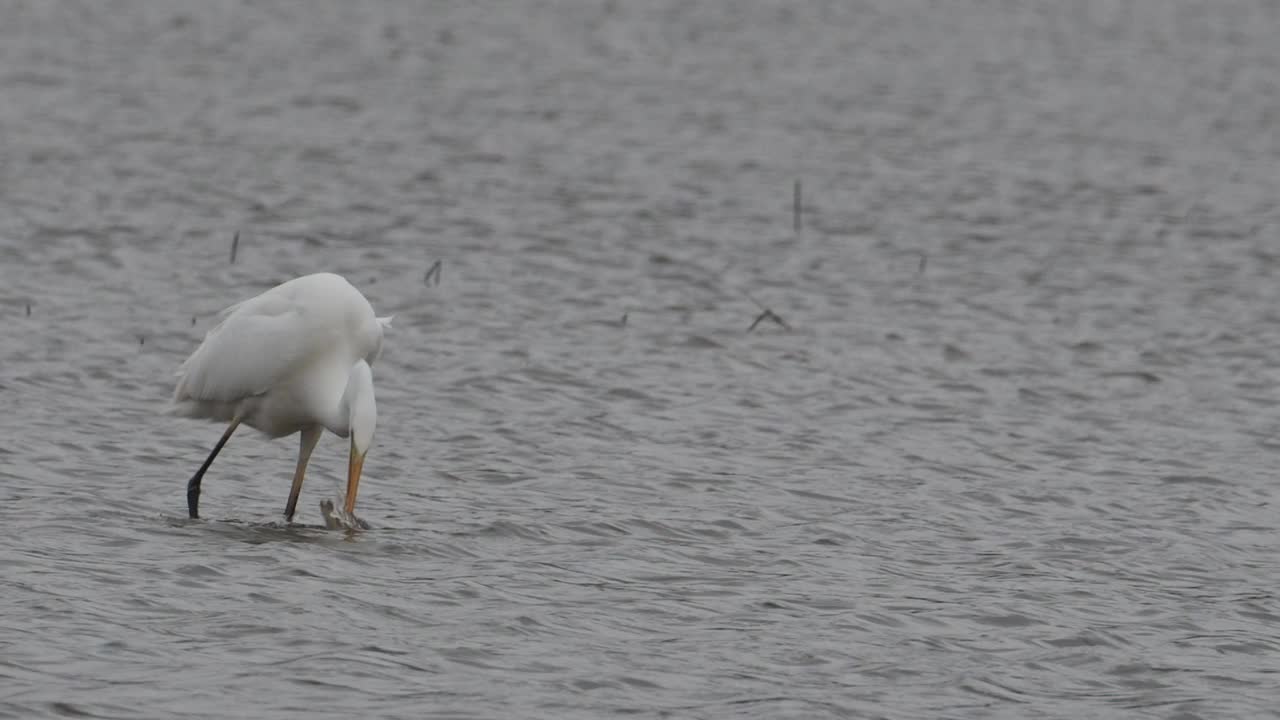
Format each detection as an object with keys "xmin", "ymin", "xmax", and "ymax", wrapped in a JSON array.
[{"xmin": 3, "ymin": 1, "xmax": 1280, "ymax": 718}]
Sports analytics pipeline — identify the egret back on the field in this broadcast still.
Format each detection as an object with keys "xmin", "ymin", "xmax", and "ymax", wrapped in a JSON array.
[{"xmin": 172, "ymin": 274, "xmax": 383, "ymax": 420}]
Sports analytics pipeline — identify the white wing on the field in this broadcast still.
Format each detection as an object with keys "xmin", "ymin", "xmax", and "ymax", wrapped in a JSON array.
[{"xmin": 173, "ymin": 292, "xmax": 331, "ymax": 404}]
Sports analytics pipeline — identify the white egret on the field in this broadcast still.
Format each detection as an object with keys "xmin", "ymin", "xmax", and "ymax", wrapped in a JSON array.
[{"xmin": 171, "ymin": 272, "xmax": 392, "ymax": 523}]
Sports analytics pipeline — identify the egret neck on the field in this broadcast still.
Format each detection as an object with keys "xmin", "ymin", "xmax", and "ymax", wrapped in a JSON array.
[{"xmin": 327, "ymin": 359, "xmax": 377, "ymax": 514}]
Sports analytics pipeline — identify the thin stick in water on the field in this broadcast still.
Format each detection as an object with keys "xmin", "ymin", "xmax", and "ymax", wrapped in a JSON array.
[
  {"xmin": 424, "ymin": 259, "xmax": 442, "ymax": 286},
  {"xmin": 747, "ymin": 309, "xmax": 789, "ymax": 333},
  {"xmin": 230, "ymin": 231, "xmax": 240, "ymax": 264},
  {"xmin": 744, "ymin": 291, "xmax": 790, "ymax": 332}
]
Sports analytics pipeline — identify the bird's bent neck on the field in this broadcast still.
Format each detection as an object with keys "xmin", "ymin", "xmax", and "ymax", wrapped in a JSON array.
[{"xmin": 326, "ymin": 360, "xmax": 376, "ymax": 448}]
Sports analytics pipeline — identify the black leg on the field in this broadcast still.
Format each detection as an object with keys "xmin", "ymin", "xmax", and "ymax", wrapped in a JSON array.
[{"xmin": 187, "ymin": 420, "xmax": 240, "ymax": 519}]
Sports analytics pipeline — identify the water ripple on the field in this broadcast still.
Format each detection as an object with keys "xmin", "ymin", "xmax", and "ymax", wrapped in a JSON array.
[{"xmin": 4, "ymin": 0, "xmax": 1280, "ymax": 718}]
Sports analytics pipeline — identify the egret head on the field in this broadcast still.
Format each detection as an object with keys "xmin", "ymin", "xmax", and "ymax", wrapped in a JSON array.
[{"xmin": 344, "ymin": 360, "xmax": 377, "ymax": 514}]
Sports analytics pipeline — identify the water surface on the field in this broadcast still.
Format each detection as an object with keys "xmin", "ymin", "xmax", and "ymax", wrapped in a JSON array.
[{"xmin": 3, "ymin": 2, "xmax": 1280, "ymax": 718}]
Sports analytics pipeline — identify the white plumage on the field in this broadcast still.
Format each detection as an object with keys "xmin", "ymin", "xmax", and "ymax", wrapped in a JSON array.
[{"xmin": 172, "ymin": 272, "xmax": 391, "ymax": 524}]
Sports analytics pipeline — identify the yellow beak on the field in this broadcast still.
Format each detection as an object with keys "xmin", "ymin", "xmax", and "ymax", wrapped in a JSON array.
[{"xmin": 345, "ymin": 439, "xmax": 365, "ymax": 515}]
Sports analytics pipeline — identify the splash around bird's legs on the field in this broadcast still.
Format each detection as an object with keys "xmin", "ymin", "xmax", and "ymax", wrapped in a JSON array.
[{"xmin": 319, "ymin": 498, "xmax": 371, "ymax": 530}]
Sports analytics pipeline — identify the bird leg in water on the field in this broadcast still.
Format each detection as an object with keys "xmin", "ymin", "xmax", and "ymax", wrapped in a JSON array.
[
  {"xmin": 187, "ymin": 419, "xmax": 242, "ymax": 519},
  {"xmin": 284, "ymin": 426, "xmax": 322, "ymax": 523}
]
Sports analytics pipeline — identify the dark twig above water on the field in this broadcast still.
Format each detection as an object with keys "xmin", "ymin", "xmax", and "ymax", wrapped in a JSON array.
[
  {"xmin": 748, "ymin": 309, "xmax": 788, "ymax": 332},
  {"xmin": 743, "ymin": 290, "xmax": 790, "ymax": 332},
  {"xmin": 424, "ymin": 259, "xmax": 442, "ymax": 286}
]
